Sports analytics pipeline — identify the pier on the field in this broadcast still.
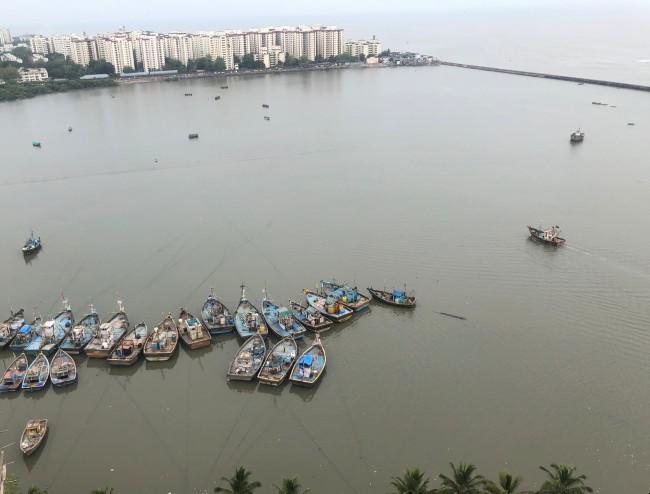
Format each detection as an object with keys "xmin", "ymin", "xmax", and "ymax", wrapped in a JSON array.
[{"xmin": 440, "ymin": 61, "xmax": 650, "ymax": 92}]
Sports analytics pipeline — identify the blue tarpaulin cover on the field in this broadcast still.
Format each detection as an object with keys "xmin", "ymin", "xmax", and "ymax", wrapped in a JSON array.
[
  {"xmin": 393, "ymin": 291, "xmax": 405, "ymax": 298},
  {"xmin": 19, "ymin": 325, "xmax": 31, "ymax": 334},
  {"xmin": 300, "ymin": 355, "xmax": 314, "ymax": 366}
]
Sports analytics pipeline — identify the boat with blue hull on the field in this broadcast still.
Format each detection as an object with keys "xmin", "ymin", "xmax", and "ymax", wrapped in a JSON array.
[
  {"xmin": 0, "ymin": 353, "xmax": 29, "ymax": 393},
  {"xmin": 262, "ymin": 295, "xmax": 306, "ymax": 339},
  {"xmin": 288, "ymin": 300, "xmax": 333, "ymax": 333},
  {"xmin": 22, "ymin": 352, "xmax": 49, "ymax": 391},
  {"xmin": 85, "ymin": 301, "xmax": 129, "ymax": 359},
  {"xmin": 0, "ymin": 308, "xmax": 25, "ymax": 349},
  {"xmin": 50, "ymin": 349, "xmax": 77, "ymax": 387},
  {"xmin": 200, "ymin": 289, "xmax": 235, "ymax": 335},
  {"xmin": 22, "ymin": 231, "xmax": 41, "ymax": 255},
  {"xmin": 320, "ymin": 280, "xmax": 370, "ymax": 312},
  {"xmin": 258, "ymin": 337, "xmax": 298, "ymax": 386},
  {"xmin": 25, "ymin": 302, "xmax": 74, "ymax": 357},
  {"xmin": 289, "ymin": 335, "xmax": 326, "ymax": 387},
  {"xmin": 60, "ymin": 305, "xmax": 99, "ymax": 354},
  {"xmin": 304, "ymin": 290, "xmax": 354, "ymax": 323},
  {"xmin": 234, "ymin": 285, "xmax": 268, "ymax": 339},
  {"xmin": 9, "ymin": 317, "xmax": 41, "ymax": 353}
]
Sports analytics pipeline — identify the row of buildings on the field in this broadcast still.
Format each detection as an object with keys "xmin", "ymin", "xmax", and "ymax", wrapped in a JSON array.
[{"xmin": 26, "ymin": 26, "xmax": 350, "ymax": 74}]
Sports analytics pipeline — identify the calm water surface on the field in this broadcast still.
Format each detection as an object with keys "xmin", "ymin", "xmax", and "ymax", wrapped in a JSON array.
[{"xmin": 1, "ymin": 66, "xmax": 650, "ymax": 493}]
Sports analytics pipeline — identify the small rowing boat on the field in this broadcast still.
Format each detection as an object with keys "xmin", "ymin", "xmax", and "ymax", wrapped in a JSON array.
[
  {"xmin": 320, "ymin": 280, "xmax": 370, "ymax": 312},
  {"xmin": 0, "ymin": 308, "xmax": 25, "ymax": 349},
  {"xmin": 37, "ymin": 301, "xmax": 74, "ymax": 357},
  {"xmin": 22, "ymin": 352, "xmax": 49, "ymax": 391},
  {"xmin": 85, "ymin": 301, "xmax": 129, "ymax": 358},
  {"xmin": 227, "ymin": 334, "xmax": 266, "ymax": 381},
  {"xmin": 50, "ymin": 349, "xmax": 77, "ymax": 387},
  {"xmin": 304, "ymin": 290, "xmax": 353, "ymax": 323},
  {"xmin": 9, "ymin": 317, "xmax": 41, "ymax": 353},
  {"xmin": 178, "ymin": 308, "xmax": 211, "ymax": 350},
  {"xmin": 289, "ymin": 335, "xmax": 326, "ymax": 387},
  {"xmin": 107, "ymin": 322, "xmax": 148, "ymax": 366},
  {"xmin": 258, "ymin": 337, "xmax": 297, "ymax": 386},
  {"xmin": 234, "ymin": 284, "xmax": 268, "ymax": 338},
  {"xmin": 20, "ymin": 419, "xmax": 48, "ymax": 455},
  {"xmin": 288, "ymin": 300, "xmax": 332, "ymax": 333},
  {"xmin": 0, "ymin": 353, "xmax": 28, "ymax": 393},
  {"xmin": 144, "ymin": 314, "xmax": 179, "ymax": 361},
  {"xmin": 60, "ymin": 305, "xmax": 99, "ymax": 354},
  {"xmin": 262, "ymin": 295, "xmax": 306, "ymax": 339},
  {"xmin": 367, "ymin": 287, "xmax": 416, "ymax": 308},
  {"xmin": 200, "ymin": 289, "xmax": 235, "ymax": 335}
]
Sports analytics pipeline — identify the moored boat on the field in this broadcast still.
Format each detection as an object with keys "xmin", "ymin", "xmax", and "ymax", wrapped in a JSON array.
[
  {"xmin": 258, "ymin": 337, "xmax": 297, "ymax": 386},
  {"xmin": 85, "ymin": 301, "xmax": 129, "ymax": 358},
  {"xmin": 234, "ymin": 285, "xmax": 268, "ymax": 338},
  {"xmin": 289, "ymin": 335, "xmax": 326, "ymax": 387},
  {"xmin": 319, "ymin": 280, "xmax": 370, "ymax": 312},
  {"xmin": 367, "ymin": 287, "xmax": 416, "ymax": 308},
  {"xmin": 227, "ymin": 334, "xmax": 266, "ymax": 381},
  {"xmin": 570, "ymin": 128, "xmax": 585, "ymax": 142},
  {"xmin": 60, "ymin": 305, "xmax": 99, "ymax": 354},
  {"xmin": 0, "ymin": 353, "xmax": 29, "ymax": 393},
  {"xmin": 22, "ymin": 352, "xmax": 49, "ymax": 391},
  {"xmin": 304, "ymin": 290, "xmax": 353, "ymax": 323},
  {"xmin": 49, "ymin": 349, "xmax": 77, "ymax": 387},
  {"xmin": 20, "ymin": 419, "xmax": 48, "ymax": 455},
  {"xmin": 22, "ymin": 231, "xmax": 41, "ymax": 254},
  {"xmin": 178, "ymin": 308, "xmax": 211, "ymax": 350},
  {"xmin": 107, "ymin": 322, "xmax": 149, "ymax": 366},
  {"xmin": 288, "ymin": 300, "xmax": 333, "ymax": 333},
  {"xmin": 200, "ymin": 289, "xmax": 235, "ymax": 335},
  {"xmin": 9, "ymin": 317, "xmax": 41, "ymax": 353},
  {"xmin": 37, "ymin": 302, "xmax": 74, "ymax": 357},
  {"xmin": 0, "ymin": 308, "xmax": 25, "ymax": 349},
  {"xmin": 262, "ymin": 295, "xmax": 306, "ymax": 339},
  {"xmin": 143, "ymin": 314, "xmax": 179, "ymax": 361},
  {"xmin": 527, "ymin": 225, "xmax": 566, "ymax": 246}
]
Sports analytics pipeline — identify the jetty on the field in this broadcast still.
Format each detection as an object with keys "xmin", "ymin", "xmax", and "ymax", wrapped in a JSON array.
[{"xmin": 440, "ymin": 61, "xmax": 650, "ymax": 93}]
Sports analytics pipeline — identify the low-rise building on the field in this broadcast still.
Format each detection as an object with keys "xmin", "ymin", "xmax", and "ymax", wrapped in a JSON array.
[
  {"xmin": 18, "ymin": 67, "xmax": 49, "ymax": 83},
  {"xmin": 345, "ymin": 37, "xmax": 382, "ymax": 58},
  {"xmin": 0, "ymin": 53, "xmax": 22, "ymax": 64}
]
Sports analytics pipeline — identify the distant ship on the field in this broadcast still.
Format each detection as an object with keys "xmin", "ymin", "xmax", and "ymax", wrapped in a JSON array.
[
  {"xmin": 527, "ymin": 225, "xmax": 566, "ymax": 246},
  {"xmin": 570, "ymin": 129, "xmax": 585, "ymax": 142}
]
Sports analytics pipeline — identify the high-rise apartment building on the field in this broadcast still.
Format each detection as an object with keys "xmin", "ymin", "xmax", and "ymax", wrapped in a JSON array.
[
  {"xmin": 0, "ymin": 28, "xmax": 11, "ymax": 45},
  {"xmin": 30, "ymin": 35, "xmax": 50, "ymax": 55}
]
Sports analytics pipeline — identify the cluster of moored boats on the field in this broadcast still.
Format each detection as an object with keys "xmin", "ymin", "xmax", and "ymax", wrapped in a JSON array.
[{"xmin": 0, "ymin": 280, "xmax": 416, "ymax": 394}]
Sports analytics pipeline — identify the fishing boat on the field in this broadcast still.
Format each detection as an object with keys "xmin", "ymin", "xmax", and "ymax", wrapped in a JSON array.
[
  {"xmin": 304, "ymin": 290, "xmax": 353, "ymax": 323},
  {"xmin": 9, "ymin": 317, "xmax": 41, "ymax": 353},
  {"xmin": 258, "ymin": 337, "xmax": 297, "ymax": 386},
  {"xmin": 60, "ymin": 305, "xmax": 99, "ymax": 354},
  {"xmin": 85, "ymin": 301, "xmax": 129, "ymax": 358},
  {"xmin": 570, "ymin": 128, "xmax": 585, "ymax": 142},
  {"xmin": 227, "ymin": 334, "xmax": 266, "ymax": 381},
  {"xmin": 22, "ymin": 231, "xmax": 41, "ymax": 254},
  {"xmin": 107, "ymin": 322, "xmax": 148, "ymax": 366},
  {"xmin": 214, "ymin": 95, "xmax": 221, "ymax": 100},
  {"xmin": 68, "ymin": 126, "xmax": 73, "ymax": 132},
  {"xmin": 319, "ymin": 280, "xmax": 370, "ymax": 312},
  {"xmin": 262, "ymin": 104, "xmax": 269, "ymax": 108},
  {"xmin": 527, "ymin": 225, "xmax": 566, "ymax": 246},
  {"xmin": 143, "ymin": 314, "xmax": 179, "ymax": 361},
  {"xmin": 32, "ymin": 141, "xmax": 41, "ymax": 148},
  {"xmin": 262, "ymin": 295, "xmax": 306, "ymax": 339},
  {"xmin": 49, "ymin": 349, "xmax": 77, "ymax": 387},
  {"xmin": 22, "ymin": 353, "xmax": 49, "ymax": 391},
  {"xmin": 367, "ymin": 287, "xmax": 417, "ymax": 308},
  {"xmin": 178, "ymin": 308, "xmax": 211, "ymax": 350},
  {"xmin": 200, "ymin": 289, "xmax": 235, "ymax": 335},
  {"xmin": 35, "ymin": 302, "xmax": 74, "ymax": 357},
  {"xmin": 234, "ymin": 285, "xmax": 268, "ymax": 338},
  {"xmin": 0, "ymin": 308, "xmax": 25, "ymax": 349},
  {"xmin": 20, "ymin": 419, "xmax": 48, "ymax": 455},
  {"xmin": 264, "ymin": 116, "xmax": 271, "ymax": 121},
  {"xmin": 188, "ymin": 133, "xmax": 199, "ymax": 139},
  {"xmin": 184, "ymin": 93, "xmax": 192, "ymax": 96},
  {"xmin": 0, "ymin": 353, "xmax": 29, "ymax": 393},
  {"xmin": 220, "ymin": 85, "xmax": 228, "ymax": 89},
  {"xmin": 289, "ymin": 335, "xmax": 326, "ymax": 387},
  {"xmin": 288, "ymin": 300, "xmax": 332, "ymax": 332}
]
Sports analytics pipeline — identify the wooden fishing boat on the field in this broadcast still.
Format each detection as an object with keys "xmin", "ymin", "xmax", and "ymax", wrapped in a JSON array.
[
  {"xmin": 85, "ymin": 301, "xmax": 129, "ymax": 358},
  {"xmin": 22, "ymin": 352, "xmax": 49, "ymax": 391},
  {"xmin": 214, "ymin": 95, "xmax": 221, "ymax": 100},
  {"xmin": 188, "ymin": 133, "xmax": 199, "ymax": 139},
  {"xmin": 319, "ymin": 280, "xmax": 370, "ymax": 312},
  {"xmin": 144, "ymin": 314, "xmax": 179, "ymax": 361},
  {"xmin": 304, "ymin": 290, "xmax": 353, "ymax": 323},
  {"xmin": 107, "ymin": 322, "xmax": 148, "ymax": 366},
  {"xmin": 220, "ymin": 85, "xmax": 229, "ymax": 89},
  {"xmin": 178, "ymin": 308, "xmax": 211, "ymax": 350},
  {"xmin": 527, "ymin": 225, "xmax": 566, "ymax": 246},
  {"xmin": 9, "ymin": 317, "xmax": 41, "ymax": 353},
  {"xmin": 288, "ymin": 300, "xmax": 332, "ymax": 332},
  {"xmin": 22, "ymin": 231, "xmax": 41, "ymax": 254},
  {"xmin": 0, "ymin": 353, "xmax": 29, "ymax": 393},
  {"xmin": 289, "ymin": 335, "xmax": 326, "ymax": 387},
  {"xmin": 20, "ymin": 419, "xmax": 48, "ymax": 455},
  {"xmin": 234, "ymin": 285, "xmax": 268, "ymax": 338},
  {"xmin": 0, "ymin": 308, "xmax": 25, "ymax": 349},
  {"xmin": 262, "ymin": 104, "xmax": 269, "ymax": 108},
  {"xmin": 258, "ymin": 337, "xmax": 297, "ymax": 386},
  {"xmin": 200, "ymin": 289, "xmax": 235, "ymax": 335},
  {"xmin": 262, "ymin": 296, "xmax": 306, "ymax": 339},
  {"xmin": 60, "ymin": 305, "xmax": 99, "ymax": 354},
  {"xmin": 37, "ymin": 302, "xmax": 74, "ymax": 357},
  {"xmin": 227, "ymin": 334, "xmax": 266, "ymax": 381},
  {"xmin": 50, "ymin": 349, "xmax": 77, "ymax": 387},
  {"xmin": 367, "ymin": 287, "xmax": 416, "ymax": 308}
]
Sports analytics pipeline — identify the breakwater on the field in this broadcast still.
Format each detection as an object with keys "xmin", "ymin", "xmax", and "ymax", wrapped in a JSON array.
[{"xmin": 441, "ymin": 61, "xmax": 650, "ymax": 92}]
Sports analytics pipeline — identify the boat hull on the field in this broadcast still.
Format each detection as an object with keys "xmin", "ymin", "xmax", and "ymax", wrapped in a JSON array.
[
  {"xmin": 367, "ymin": 288, "xmax": 416, "ymax": 308},
  {"xmin": 205, "ymin": 324, "xmax": 235, "ymax": 336},
  {"xmin": 106, "ymin": 355, "xmax": 140, "ymax": 366},
  {"xmin": 85, "ymin": 348, "xmax": 113, "ymax": 359},
  {"xmin": 144, "ymin": 353, "xmax": 175, "ymax": 362}
]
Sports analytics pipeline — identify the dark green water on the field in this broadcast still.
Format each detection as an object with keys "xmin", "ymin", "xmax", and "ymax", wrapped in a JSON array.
[{"xmin": 1, "ymin": 66, "xmax": 650, "ymax": 493}]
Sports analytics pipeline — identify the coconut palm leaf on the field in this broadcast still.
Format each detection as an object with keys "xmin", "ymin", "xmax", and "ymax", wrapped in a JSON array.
[
  {"xmin": 484, "ymin": 471, "xmax": 529, "ymax": 494},
  {"xmin": 214, "ymin": 466, "xmax": 262, "ymax": 494},
  {"xmin": 437, "ymin": 462, "xmax": 485, "ymax": 494},
  {"xmin": 538, "ymin": 464, "xmax": 593, "ymax": 494},
  {"xmin": 274, "ymin": 476, "xmax": 310, "ymax": 494},
  {"xmin": 389, "ymin": 468, "xmax": 432, "ymax": 494}
]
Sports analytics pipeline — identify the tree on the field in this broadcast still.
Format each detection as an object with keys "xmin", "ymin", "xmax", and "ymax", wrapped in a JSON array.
[
  {"xmin": 437, "ymin": 463, "xmax": 485, "ymax": 494},
  {"xmin": 214, "ymin": 466, "xmax": 261, "ymax": 494},
  {"xmin": 484, "ymin": 472, "xmax": 526, "ymax": 494},
  {"xmin": 274, "ymin": 477, "xmax": 310, "ymax": 494},
  {"xmin": 214, "ymin": 57, "xmax": 226, "ymax": 71},
  {"xmin": 538, "ymin": 464, "xmax": 592, "ymax": 494},
  {"xmin": 11, "ymin": 46, "xmax": 32, "ymax": 65},
  {"xmin": 87, "ymin": 59, "xmax": 115, "ymax": 75},
  {"xmin": 0, "ymin": 66, "xmax": 19, "ymax": 81},
  {"xmin": 122, "ymin": 66, "xmax": 135, "ymax": 73},
  {"xmin": 359, "ymin": 53, "xmax": 366, "ymax": 62},
  {"xmin": 379, "ymin": 49, "xmax": 391, "ymax": 57},
  {"xmin": 163, "ymin": 57, "xmax": 187, "ymax": 73},
  {"xmin": 27, "ymin": 488, "xmax": 49, "ymax": 494},
  {"xmin": 238, "ymin": 54, "xmax": 265, "ymax": 70},
  {"xmin": 91, "ymin": 488, "xmax": 114, "ymax": 494},
  {"xmin": 389, "ymin": 468, "xmax": 432, "ymax": 494}
]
